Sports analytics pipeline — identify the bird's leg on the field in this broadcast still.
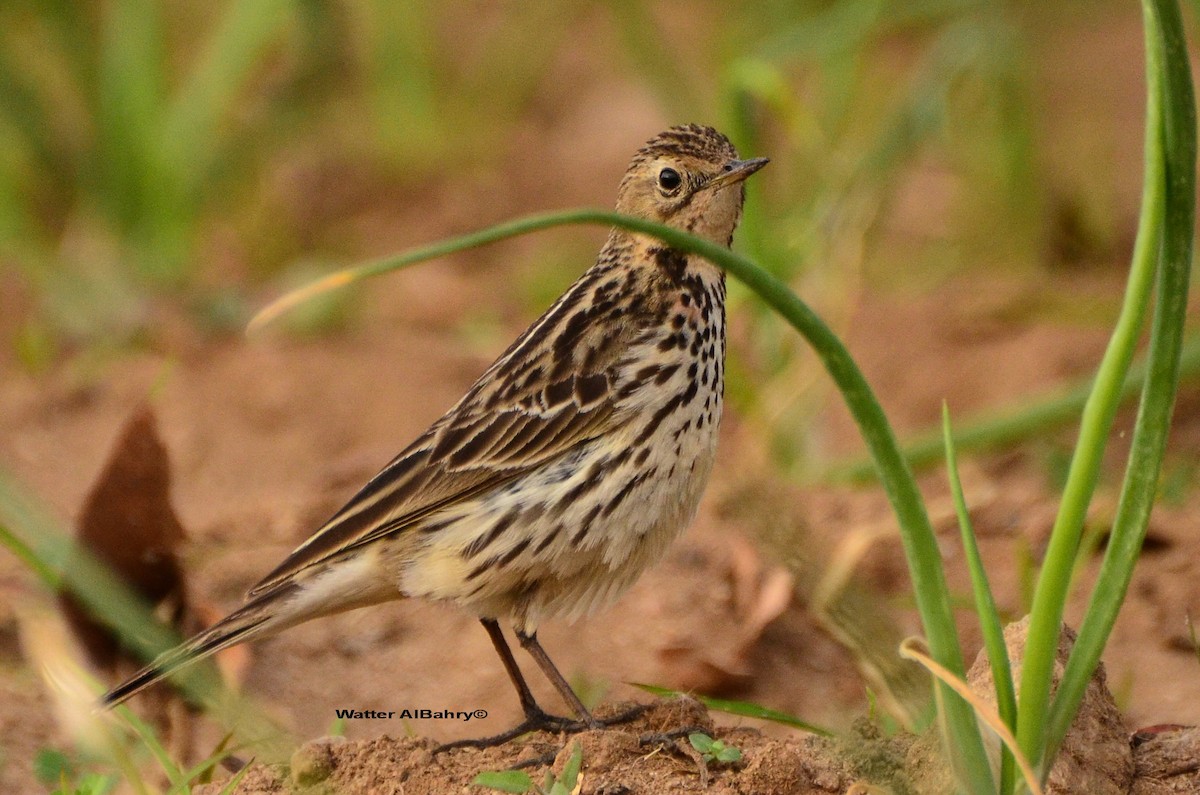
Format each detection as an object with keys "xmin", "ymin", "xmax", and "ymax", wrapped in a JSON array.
[
  {"xmin": 435, "ymin": 621, "xmax": 652, "ymax": 753},
  {"xmin": 514, "ymin": 628, "xmax": 600, "ymax": 729},
  {"xmin": 434, "ymin": 619, "xmax": 578, "ymax": 753},
  {"xmin": 515, "ymin": 629, "xmax": 649, "ymax": 729},
  {"xmin": 482, "ymin": 619, "xmax": 570, "ymax": 726}
]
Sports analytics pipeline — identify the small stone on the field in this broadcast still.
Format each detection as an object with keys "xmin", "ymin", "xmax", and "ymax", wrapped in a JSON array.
[
  {"xmin": 290, "ymin": 736, "xmax": 344, "ymax": 786},
  {"xmin": 967, "ymin": 616, "xmax": 1132, "ymax": 795}
]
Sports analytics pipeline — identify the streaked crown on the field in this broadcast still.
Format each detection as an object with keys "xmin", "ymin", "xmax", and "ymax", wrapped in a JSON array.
[{"xmin": 615, "ymin": 124, "xmax": 767, "ymax": 246}]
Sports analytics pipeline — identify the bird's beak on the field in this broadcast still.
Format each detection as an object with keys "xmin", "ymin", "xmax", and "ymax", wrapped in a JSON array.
[{"xmin": 704, "ymin": 157, "xmax": 770, "ymax": 191}]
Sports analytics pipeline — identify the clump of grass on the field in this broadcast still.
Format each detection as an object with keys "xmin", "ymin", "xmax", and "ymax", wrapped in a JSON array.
[
  {"xmin": 0, "ymin": 2, "xmax": 308, "ymax": 360},
  {"xmin": 34, "ymin": 747, "xmax": 116, "ymax": 795},
  {"xmin": 1, "ymin": 4, "xmax": 577, "ymax": 362},
  {"xmin": 26, "ymin": 710, "xmax": 249, "ymax": 795}
]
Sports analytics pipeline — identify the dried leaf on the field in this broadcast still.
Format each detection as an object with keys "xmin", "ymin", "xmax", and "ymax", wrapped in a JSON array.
[{"xmin": 58, "ymin": 404, "xmax": 188, "ymax": 671}]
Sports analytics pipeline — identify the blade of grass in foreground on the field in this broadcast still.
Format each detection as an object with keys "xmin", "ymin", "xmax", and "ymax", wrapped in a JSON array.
[
  {"xmin": 1044, "ymin": 0, "xmax": 1195, "ymax": 771},
  {"xmin": 251, "ymin": 208, "xmax": 995, "ymax": 793},
  {"xmin": 1016, "ymin": 0, "xmax": 1193, "ymax": 774},
  {"xmin": 0, "ymin": 467, "xmax": 295, "ymax": 763},
  {"xmin": 821, "ymin": 334, "xmax": 1200, "ymax": 483},
  {"xmin": 943, "ymin": 404, "xmax": 1016, "ymax": 794},
  {"xmin": 631, "ymin": 683, "xmax": 834, "ymax": 736}
]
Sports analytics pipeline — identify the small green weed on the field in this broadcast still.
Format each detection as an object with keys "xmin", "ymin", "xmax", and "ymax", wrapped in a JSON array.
[{"xmin": 688, "ymin": 732, "xmax": 742, "ymax": 766}]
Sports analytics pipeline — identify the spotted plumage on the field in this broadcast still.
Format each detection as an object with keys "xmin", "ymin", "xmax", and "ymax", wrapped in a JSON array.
[{"xmin": 102, "ymin": 125, "xmax": 767, "ymax": 745}]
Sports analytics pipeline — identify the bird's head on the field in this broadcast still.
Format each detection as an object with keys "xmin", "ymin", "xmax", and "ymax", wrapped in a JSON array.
[{"xmin": 615, "ymin": 124, "xmax": 768, "ymax": 247}]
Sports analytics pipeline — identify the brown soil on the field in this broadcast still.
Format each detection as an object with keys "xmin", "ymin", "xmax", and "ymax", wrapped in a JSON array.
[
  {"xmin": 3, "ymin": 268, "xmax": 1199, "ymax": 793},
  {"xmin": 195, "ymin": 699, "xmax": 854, "ymax": 795},
  {"xmin": 3, "ymin": 5, "xmax": 1200, "ymax": 794}
]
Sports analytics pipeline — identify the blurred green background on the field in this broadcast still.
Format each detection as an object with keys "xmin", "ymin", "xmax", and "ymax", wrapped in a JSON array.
[
  {"xmin": 0, "ymin": 0, "xmax": 1181, "ymax": 463},
  {"xmin": 3, "ymin": 3, "xmax": 1199, "ymax": 791}
]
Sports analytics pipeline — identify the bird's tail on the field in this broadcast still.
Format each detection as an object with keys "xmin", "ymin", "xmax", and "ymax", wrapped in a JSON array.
[{"xmin": 100, "ymin": 581, "xmax": 298, "ymax": 709}]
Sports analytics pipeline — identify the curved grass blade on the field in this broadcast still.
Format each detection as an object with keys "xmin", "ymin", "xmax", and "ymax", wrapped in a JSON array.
[
  {"xmin": 1043, "ymin": 0, "xmax": 1195, "ymax": 770},
  {"xmin": 1016, "ymin": 0, "xmax": 1193, "ymax": 772},
  {"xmin": 900, "ymin": 639, "xmax": 1043, "ymax": 795},
  {"xmin": 943, "ymin": 403, "xmax": 1016, "ymax": 794},
  {"xmin": 630, "ymin": 683, "xmax": 833, "ymax": 736},
  {"xmin": 250, "ymin": 208, "xmax": 994, "ymax": 792}
]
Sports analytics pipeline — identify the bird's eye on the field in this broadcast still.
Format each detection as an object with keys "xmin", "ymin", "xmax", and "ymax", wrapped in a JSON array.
[{"xmin": 658, "ymin": 168, "xmax": 682, "ymax": 192}]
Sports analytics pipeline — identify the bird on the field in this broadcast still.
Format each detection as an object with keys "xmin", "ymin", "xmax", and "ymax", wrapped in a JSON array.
[{"xmin": 101, "ymin": 124, "xmax": 768, "ymax": 746}]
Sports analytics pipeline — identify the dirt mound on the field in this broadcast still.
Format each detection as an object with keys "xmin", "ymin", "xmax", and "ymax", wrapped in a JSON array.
[
  {"xmin": 197, "ymin": 698, "xmax": 854, "ymax": 794},
  {"xmin": 192, "ymin": 625, "xmax": 1200, "ymax": 795},
  {"xmin": 200, "ymin": 698, "xmax": 1200, "ymax": 795}
]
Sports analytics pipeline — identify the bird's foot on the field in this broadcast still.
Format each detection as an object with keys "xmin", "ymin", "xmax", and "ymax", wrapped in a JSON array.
[
  {"xmin": 637, "ymin": 723, "xmax": 709, "ymax": 750},
  {"xmin": 434, "ymin": 707, "xmax": 588, "ymax": 753},
  {"xmin": 433, "ymin": 702, "xmax": 651, "ymax": 753},
  {"xmin": 595, "ymin": 701, "xmax": 651, "ymax": 727}
]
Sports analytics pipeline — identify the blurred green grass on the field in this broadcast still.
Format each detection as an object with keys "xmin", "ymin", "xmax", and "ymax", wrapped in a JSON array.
[
  {"xmin": 0, "ymin": 1, "xmax": 1170, "ymax": 470},
  {"xmin": 0, "ymin": 1, "xmax": 577, "ymax": 352},
  {"xmin": 1, "ymin": 3, "xmax": 1194, "ymax": 789}
]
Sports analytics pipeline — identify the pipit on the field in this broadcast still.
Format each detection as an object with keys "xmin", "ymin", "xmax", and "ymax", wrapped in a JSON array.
[{"xmin": 102, "ymin": 125, "xmax": 767, "ymax": 746}]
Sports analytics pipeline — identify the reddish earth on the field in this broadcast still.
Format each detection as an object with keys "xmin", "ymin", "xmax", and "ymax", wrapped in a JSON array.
[
  {"xmin": 2, "ymin": 262, "xmax": 1198, "ymax": 792},
  {"xmin": 2, "ymin": 5, "xmax": 1199, "ymax": 793}
]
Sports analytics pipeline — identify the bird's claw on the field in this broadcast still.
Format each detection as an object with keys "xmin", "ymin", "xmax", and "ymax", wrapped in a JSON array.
[{"xmin": 433, "ymin": 702, "xmax": 650, "ymax": 753}]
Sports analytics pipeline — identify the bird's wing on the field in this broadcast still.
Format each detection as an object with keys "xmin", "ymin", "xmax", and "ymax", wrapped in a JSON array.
[{"xmin": 247, "ymin": 267, "xmax": 653, "ymax": 597}]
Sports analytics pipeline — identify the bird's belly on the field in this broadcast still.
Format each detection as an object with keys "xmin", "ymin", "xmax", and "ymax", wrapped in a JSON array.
[{"xmin": 397, "ymin": 383, "xmax": 723, "ymax": 632}]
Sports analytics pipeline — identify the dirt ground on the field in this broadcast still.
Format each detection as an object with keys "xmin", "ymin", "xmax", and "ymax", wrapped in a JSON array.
[
  {"xmin": 4, "ymin": 264, "xmax": 1199, "ymax": 793},
  {"xmin": 2, "ymin": 5, "xmax": 1200, "ymax": 794}
]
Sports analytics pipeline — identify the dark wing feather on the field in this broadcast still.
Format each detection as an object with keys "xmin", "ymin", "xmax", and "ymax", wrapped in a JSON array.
[
  {"xmin": 247, "ymin": 398, "xmax": 617, "ymax": 596},
  {"xmin": 246, "ymin": 259, "xmax": 651, "ymax": 597}
]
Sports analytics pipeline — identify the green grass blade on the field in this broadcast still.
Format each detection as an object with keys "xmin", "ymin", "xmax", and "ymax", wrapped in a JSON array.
[
  {"xmin": 215, "ymin": 762, "xmax": 253, "ymax": 795},
  {"xmin": 0, "ymin": 466, "xmax": 296, "ymax": 764},
  {"xmin": 140, "ymin": 0, "xmax": 294, "ymax": 284},
  {"xmin": 821, "ymin": 335, "xmax": 1200, "ymax": 482},
  {"xmin": 1045, "ymin": 0, "xmax": 1195, "ymax": 768},
  {"xmin": 95, "ymin": 0, "xmax": 165, "ymax": 231},
  {"xmin": 1015, "ymin": 0, "xmax": 1172, "ymax": 768},
  {"xmin": 112, "ymin": 704, "xmax": 186, "ymax": 789},
  {"xmin": 0, "ymin": 517, "xmax": 58, "ymax": 587},
  {"xmin": 253, "ymin": 208, "xmax": 994, "ymax": 792},
  {"xmin": 159, "ymin": 0, "xmax": 294, "ymax": 198},
  {"xmin": 0, "ymin": 41, "xmax": 72, "ymax": 192},
  {"xmin": 561, "ymin": 742, "xmax": 583, "ymax": 789},
  {"xmin": 630, "ymin": 683, "xmax": 833, "ymax": 736},
  {"xmin": 173, "ymin": 741, "xmax": 245, "ymax": 794},
  {"xmin": 0, "ymin": 467, "xmax": 202, "ymax": 683},
  {"xmin": 472, "ymin": 770, "xmax": 533, "ymax": 793},
  {"xmin": 29, "ymin": 0, "xmax": 98, "ymax": 110},
  {"xmin": 943, "ymin": 404, "xmax": 1016, "ymax": 793},
  {"xmin": 359, "ymin": 1, "xmax": 440, "ymax": 159}
]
